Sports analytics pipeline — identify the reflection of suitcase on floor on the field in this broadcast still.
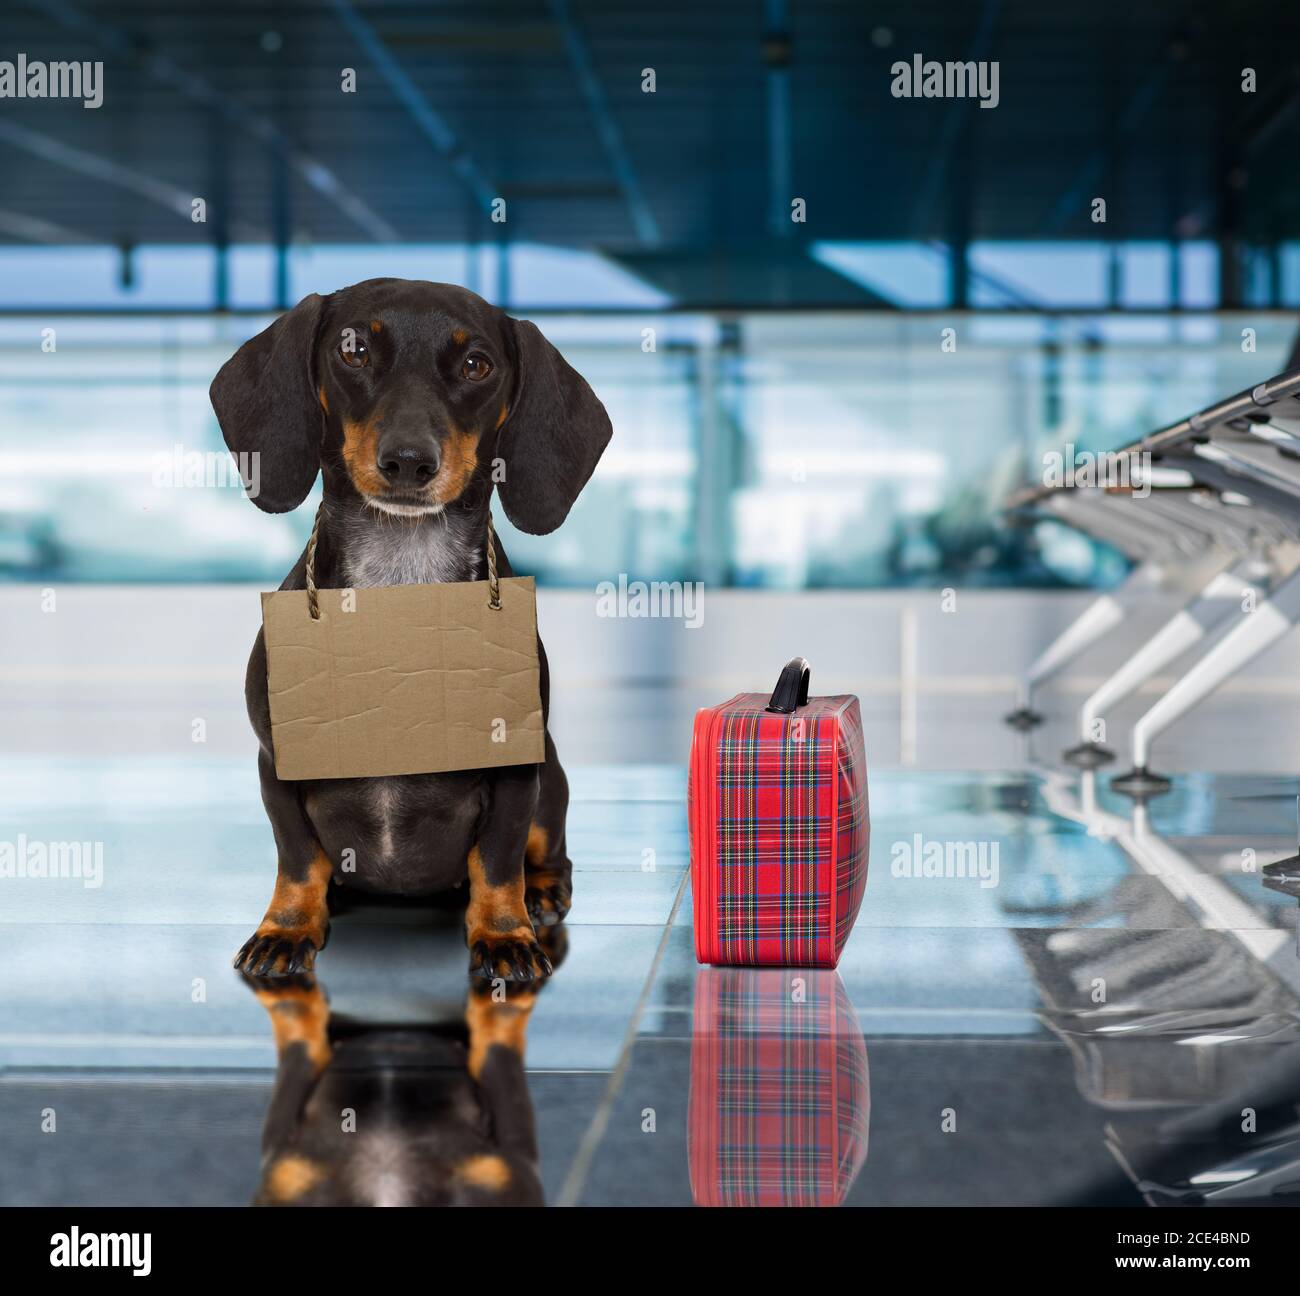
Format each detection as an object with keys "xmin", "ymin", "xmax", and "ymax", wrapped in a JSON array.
[
  {"xmin": 689, "ymin": 658, "xmax": 869, "ymax": 968},
  {"xmin": 688, "ymin": 968, "xmax": 870, "ymax": 1207}
]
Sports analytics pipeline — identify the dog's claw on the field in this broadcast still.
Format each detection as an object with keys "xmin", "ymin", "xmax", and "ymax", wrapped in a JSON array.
[
  {"xmin": 233, "ymin": 928, "xmax": 321, "ymax": 977},
  {"xmin": 469, "ymin": 934, "xmax": 552, "ymax": 982},
  {"xmin": 259, "ymin": 941, "xmax": 289, "ymax": 975}
]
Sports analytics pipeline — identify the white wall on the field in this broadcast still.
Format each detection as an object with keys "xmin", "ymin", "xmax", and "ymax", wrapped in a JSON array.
[{"xmin": 3, "ymin": 585, "xmax": 1298, "ymax": 770}]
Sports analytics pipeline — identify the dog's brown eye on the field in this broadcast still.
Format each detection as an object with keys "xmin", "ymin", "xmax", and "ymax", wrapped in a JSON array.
[
  {"xmin": 339, "ymin": 330, "xmax": 369, "ymax": 368},
  {"xmin": 462, "ymin": 353, "xmax": 492, "ymax": 382}
]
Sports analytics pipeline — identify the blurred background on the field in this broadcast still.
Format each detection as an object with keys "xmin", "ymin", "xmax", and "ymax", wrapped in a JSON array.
[
  {"xmin": 4, "ymin": 0, "xmax": 1300, "ymax": 773},
  {"xmin": 10, "ymin": 2, "xmax": 1300, "ymax": 1214},
  {"xmin": 4, "ymin": 0, "xmax": 1300, "ymax": 592}
]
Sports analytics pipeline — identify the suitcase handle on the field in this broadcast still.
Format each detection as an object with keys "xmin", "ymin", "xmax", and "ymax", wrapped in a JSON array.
[{"xmin": 766, "ymin": 657, "xmax": 811, "ymax": 713}]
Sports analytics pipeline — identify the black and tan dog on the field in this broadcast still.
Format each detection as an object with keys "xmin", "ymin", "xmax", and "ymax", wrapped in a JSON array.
[
  {"xmin": 210, "ymin": 278, "xmax": 611, "ymax": 982},
  {"xmin": 244, "ymin": 921, "xmax": 567, "ymax": 1207}
]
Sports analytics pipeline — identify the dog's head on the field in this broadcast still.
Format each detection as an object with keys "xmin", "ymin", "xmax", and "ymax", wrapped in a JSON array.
[{"xmin": 210, "ymin": 278, "xmax": 612, "ymax": 534}]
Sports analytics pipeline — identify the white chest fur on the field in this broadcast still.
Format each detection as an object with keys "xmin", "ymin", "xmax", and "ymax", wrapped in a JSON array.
[{"xmin": 340, "ymin": 513, "xmax": 479, "ymax": 589}]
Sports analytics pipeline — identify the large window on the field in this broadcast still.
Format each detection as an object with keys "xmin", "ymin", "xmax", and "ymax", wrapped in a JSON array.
[{"xmin": 0, "ymin": 309, "xmax": 1294, "ymax": 587}]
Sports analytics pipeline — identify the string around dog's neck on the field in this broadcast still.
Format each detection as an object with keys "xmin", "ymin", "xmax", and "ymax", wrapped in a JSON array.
[{"xmin": 304, "ymin": 504, "xmax": 501, "ymax": 620}]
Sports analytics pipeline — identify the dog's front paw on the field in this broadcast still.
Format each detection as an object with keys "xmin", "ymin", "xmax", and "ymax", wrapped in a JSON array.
[
  {"xmin": 233, "ymin": 921, "xmax": 328, "ymax": 977},
  {"xmin": 469, "ymin": 929, "xmax": 553, "ymax": 982},
  {"xmin": 525, "ymin": 871, "xmax": 572, "ymax": 928}
]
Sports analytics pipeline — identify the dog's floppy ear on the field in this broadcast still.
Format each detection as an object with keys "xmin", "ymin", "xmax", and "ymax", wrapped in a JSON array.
[
  {"xmin": 210, "ymin": 293, "xmax": 326, "ymax": 513},
  {"xmin": 496, "ymin": 317, "xmax": 612, "ymax": 535}
]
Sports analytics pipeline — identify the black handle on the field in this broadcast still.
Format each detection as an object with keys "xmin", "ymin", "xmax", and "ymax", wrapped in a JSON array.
[{"xmin": 766, "ymin": 657, "xmax": 811, "ymax": 714}]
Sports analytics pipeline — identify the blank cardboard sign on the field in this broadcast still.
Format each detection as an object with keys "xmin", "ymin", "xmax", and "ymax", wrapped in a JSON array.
[{"xmin": 261, "ymin": 577, "xmax": 544, "ymax": 781}]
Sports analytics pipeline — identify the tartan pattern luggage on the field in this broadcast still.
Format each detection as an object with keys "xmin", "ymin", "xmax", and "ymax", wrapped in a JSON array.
[
  {"xmin": 687, "ymin": 968, "xmax": 870, "ymax": 1207},
  {"xmin": 689, "ymin": 658, "xmax": 869, "ymax": 968}
]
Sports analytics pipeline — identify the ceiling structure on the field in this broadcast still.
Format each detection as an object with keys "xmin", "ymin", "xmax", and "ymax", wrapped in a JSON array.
[{"xmin": 2, "ymin": 0, "xmax": 1299, "ymax": 307}]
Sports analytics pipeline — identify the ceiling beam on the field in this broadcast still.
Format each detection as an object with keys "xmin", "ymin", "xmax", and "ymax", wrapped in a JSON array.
[
  {"xmin": 23, "ymin": 0, "xmax": 398, "ymax": 241},
  {"xmin": 549, "ymin": 0, "xmax": 660, "ymax": 246},
  {"xmin": 1041, "ymin": 68, "xmax": 1172, "ymax": 234},
  {"xmin": 328, "ymin": 0, "xmax": 499, "ymax": 217},
  {"xmin": 0, "ymin": 118, "xmax": 266, "ymax": 240},
  {"xmin": 763, "ymin": 0, "xmax": 793, "ymax": 240},
  {"xmin": 0, "ymin": 207, "xmax": 96, "ymax": 244}
]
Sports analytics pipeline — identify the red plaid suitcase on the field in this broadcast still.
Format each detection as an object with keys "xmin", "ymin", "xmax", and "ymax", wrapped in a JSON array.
[
  {"xmin": 689, "ymin": 657, "xmax": 869, "ymax": 968},
  {"xmin": 687, "ymin": 968, "xmax": 870, "ymax": 1207}
]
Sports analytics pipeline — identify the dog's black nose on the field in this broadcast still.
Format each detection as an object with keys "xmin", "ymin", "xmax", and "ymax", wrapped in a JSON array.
[{"xmin": 377, "ymin": 443, "xmax": 441, "ymax": 488}]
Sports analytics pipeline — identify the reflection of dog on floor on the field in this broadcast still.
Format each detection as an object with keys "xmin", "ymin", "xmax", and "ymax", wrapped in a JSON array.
[
  {"xmin": 210, "ymin": 279, "xmax": 611, "ymax": 983},
  {"xmin": 244, "ymin": 923, "xmax": 566, "ymax": 1207}
]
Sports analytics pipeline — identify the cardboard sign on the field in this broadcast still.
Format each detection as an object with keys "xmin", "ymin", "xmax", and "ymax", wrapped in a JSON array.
[{"xmin": 261, "ymin": 576, "xmax": 545, "ymax": 781}]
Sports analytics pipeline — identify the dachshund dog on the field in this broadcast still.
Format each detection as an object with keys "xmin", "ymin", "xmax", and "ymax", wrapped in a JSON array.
[
  {"xmin": 210, "ymin": 278, "xmax": 611, "ymax": 982},
  {"xmin": 244, "ymin": 919, "xmax": 567, "ymax": 1207}
]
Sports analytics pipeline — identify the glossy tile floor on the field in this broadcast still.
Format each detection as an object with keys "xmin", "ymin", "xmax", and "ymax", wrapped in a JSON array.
[{"xmin": 3, "ymin": 726, "xmax": 1300, "ymax": 1208}]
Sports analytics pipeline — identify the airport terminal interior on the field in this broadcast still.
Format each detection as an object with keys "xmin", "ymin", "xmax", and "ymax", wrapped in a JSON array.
[{"xmin": 4, "ymin": 1, "xmax": 1300, "ymax": 1208}]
